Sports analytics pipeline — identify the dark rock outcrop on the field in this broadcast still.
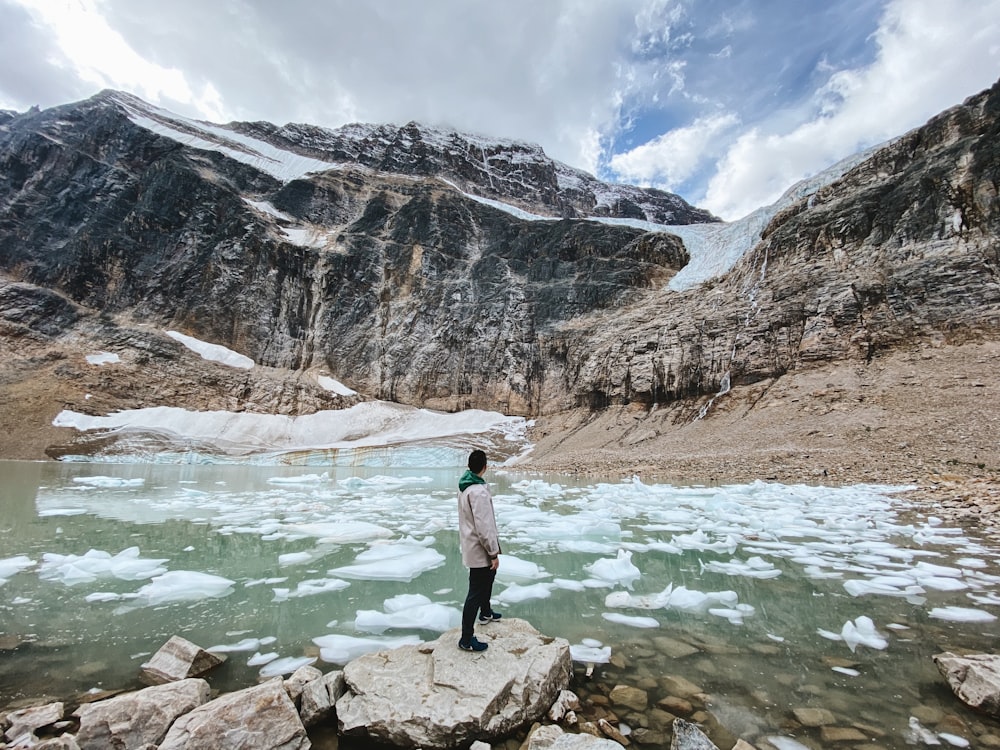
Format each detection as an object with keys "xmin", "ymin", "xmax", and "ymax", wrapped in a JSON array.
[{"xmin": 1, "ymin": 80, "xmax": 999, "ymax": 449}]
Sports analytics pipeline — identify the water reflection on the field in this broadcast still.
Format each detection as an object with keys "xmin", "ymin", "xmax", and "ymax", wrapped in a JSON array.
[{"xmin": 1, "ymin": 460, "xmax": 999, "ymax": 748}]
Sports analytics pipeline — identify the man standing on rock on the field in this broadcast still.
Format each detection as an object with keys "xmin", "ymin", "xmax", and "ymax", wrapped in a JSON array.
[{"xmin": 457, "ymin": 449, "xmax": 502, "ymax": 652}]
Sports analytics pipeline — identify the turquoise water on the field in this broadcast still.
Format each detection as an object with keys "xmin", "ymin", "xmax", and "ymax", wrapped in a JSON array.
[{"xmin": 2, "ymin": 459, "xmax": 1000, "ymax": 748}]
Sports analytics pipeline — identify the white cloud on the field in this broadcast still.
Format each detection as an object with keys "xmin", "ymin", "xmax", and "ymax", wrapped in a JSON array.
[
  {"xmin": 701, "ymin": 0, "xmax": 1000, "ymax": 220},
  {"xmin": 609, "ymin": 112, "xmax": 738, "ymax": 189}
]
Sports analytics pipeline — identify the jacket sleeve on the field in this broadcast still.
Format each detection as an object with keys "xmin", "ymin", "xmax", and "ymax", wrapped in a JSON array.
[{"xmin": 467, "ymin": 485, "xmax": 501, "ymax": 558}]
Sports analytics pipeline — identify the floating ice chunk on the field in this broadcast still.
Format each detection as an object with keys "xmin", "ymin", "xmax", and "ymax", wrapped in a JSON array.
[
  {"xmin": 570, "ymin": 644, "xmax": 612, "ymax": 664},
  {"xmin": 581, "ymin": 638, "xmax": 603, "ymax": 648},
  {"xmin": 272, "ymin": 578, "xmax": 350, "ymax": 601},
  {"xmin": 584, "ymin": 550, "xmax": 641, "ymax": 588},
  {"xmin": 166, "ymin": 330, "xmax": 255, "ymax": 369},
  {"xmin": 207, "ymin": 637, "xmax": 276, "ymax": 653},
  {"xmin": 832, "ymin": 667, "xmax": 861, "ymax": 677},
  {"xmin": 605, "ymin": 583, "xmax": 739, "ymax": 613},
  {"xmin": 37, "ymin": 508, "xmax": 87, "ymax": 517},
  {"xmin": 557, "ymin": 540, "xmax": 617, "ymax": 554},
  {"xmin": 259, "ymin": 655, "xmax": 316, "ymax": 678},
  {"xmin": 820, "ymin": 616, "xmax": 888, "ymax": 652},
  {"xmin": 247, "ymin": 652, "xmax": 278, "ymax": 666},
  {"xmin": 286, "ymin": 521, "xmax": 392, "ymax": 543},
  {"xmin": 967, "ymin": 592, "xmax": 1000, "ymax": 606},
  {"xmin": 956, "ymin": 558, "xmax": 987, "ymax": 569},
  {"xmin": 843, "ymin": 579, "xmax": 925, "ymax": 599},
  {"xmin": 134, "ymin": 571, "xmax": 235, "ymax": 606},
  {"xmin": 602, "ymin": 612, "xmax": 659, "ymax": 628},
  {"xmin": 268, "ymin": 473, "xmax": 329, "ymax": 485},
  {"xmin": 916, "ymin": 575, "xmax": 968, "ymax": 592},
  {"xmin": 39, "ymin": 547, "xmax": 168, "ymax": 585},
  {"xmin": 765, "ymin": 736, "xmax": 812, "ymax": 750},
  {"xmin": 929, "ymin": 606, "xmax": 997, "ymax": 623},
  {"xmin": 938, "ymin": 732, "xmax": 971, "ymax": 747},
  {"xmin": 278, "ymin": 552, "xmax": 314, "ymax": 566},
  {"xmin": 72, "ymin": 476, "xmax": 145, "ymax": 488},
  {"xmin": 245, "ymin": 577, "xmax": 287, "ymax": 587},
  {"xmin": 0, "ymin": 555, "xmax": 35, "ymax": 582},
  {"xmin": 701, "ymin": 555, "xmax": 781, "ymax": 579},
  {"xmin": 914, "ymin": 562, "xmax": 964, "ymax": 578},
  {"xmin": 495, "ymin": 555, "xmax": 551, "ymax": 582},
  {"xmin": 671, "ymin": 530, "xmax": 739, "ymax": 553},
  {"xmin": 497, "ymin": 582, "xmax": 555, "ymax": 603},
  {"xmin": 85, "ymin": 592, "xmax": 123, "ymax": 602},
  {"xmin": 354, "ymin": 595, "xmax": 460, "ymax": 633},
  {"xmin": 327, "ymin": 543, "xmax": 444, "ymax": 582},
  {"xmin": 552, "ymin": 578, "xmax": 587, "ymax": 592},
  {"xmin": 313, "ymin": 634, "xmax": 423, "ymax": 664},
  {"xmin": 906, "ymin": 717, "xmax": 942, "ymax": 745},
  {"xmin": 766, "ymin": 633, "xmax": 785, "ymax": 643},
  {"xmin": 86, "ymin": 352, "xmax": 120, "ymax": 365},
  {"xmin": 709, "ymin": 603, "xmax": 755, "ymax": 625}
]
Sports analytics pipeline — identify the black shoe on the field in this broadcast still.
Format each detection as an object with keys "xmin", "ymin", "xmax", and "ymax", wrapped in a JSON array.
[
  {"xmin": 478, "ymin": 611, "xmax": 502, "ymax": 624},
  {"xmin": 458, "ymin": 637, "xmax": 488, "ymax": 652}
]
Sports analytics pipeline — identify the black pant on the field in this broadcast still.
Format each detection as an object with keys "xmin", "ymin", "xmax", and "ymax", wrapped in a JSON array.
[{"xmin": 461, "ymin": 566, "xmax": 496, "ymax": 641}]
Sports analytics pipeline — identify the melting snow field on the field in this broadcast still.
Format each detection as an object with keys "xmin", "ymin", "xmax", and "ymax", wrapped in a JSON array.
[{"xmin": 2, "ymin": 461, "xmax": 999, "ymax": 747}]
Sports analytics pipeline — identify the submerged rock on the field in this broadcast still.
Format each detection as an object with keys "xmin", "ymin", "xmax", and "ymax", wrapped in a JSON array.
[
  {"xmin": 670, "ymin": 718, "xmax": 720, "ymax": 750},
  {"xmin": 934, "ymin": 652, "xmax": 1000, "ymax": 717},
  {"xmin": 337, "ymin": 617, "xmax": 571, "ymax": 749}
]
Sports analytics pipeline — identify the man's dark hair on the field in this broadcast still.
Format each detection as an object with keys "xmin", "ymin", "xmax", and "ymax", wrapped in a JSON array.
[{"xmin": 468, "ymin": 449, "xmax": 487, "ymax": 473}]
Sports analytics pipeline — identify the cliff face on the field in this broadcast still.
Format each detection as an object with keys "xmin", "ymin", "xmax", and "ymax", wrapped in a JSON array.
[{"xmin": 0, "ymin": 82, "xmax": 998, "ymax": 448}]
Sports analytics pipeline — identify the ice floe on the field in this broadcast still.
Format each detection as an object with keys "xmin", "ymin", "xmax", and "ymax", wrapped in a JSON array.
[
  {"xmin": 0, "ymin": 555, "xmax": 36, "ymax": 586},
  {"xmin": 354, "ymin": 593, "xmax": 460, "ymax": 633},
  {"xmin": 39, "ymin": 548, "xmax": 168, "ymax": 585},
  {"xmin": 584, "ymin": 550, "xmax": 641, "ymax": 588},
  {"xmin": 816, "ymin": 616, "xmax": 888, "ymax": 652},
  {"xmin": 313, "ymin": 634, "xmax": 424, "ymax": 665},
  {"xmin": 327, "ymin": 540, "xmax": 445, "ymax": 582},
  {"xmin": 928, "ymin": 606, "xmax": 997, "ymax": 622}
]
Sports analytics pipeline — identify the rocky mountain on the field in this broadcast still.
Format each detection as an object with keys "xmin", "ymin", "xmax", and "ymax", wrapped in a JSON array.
[{"xmin": 0, "ymin": 80, "xmax": 998, "ymax": 461}]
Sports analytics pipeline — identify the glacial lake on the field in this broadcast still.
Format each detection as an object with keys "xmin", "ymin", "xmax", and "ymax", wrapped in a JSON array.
[{"xmin": 2, "ymin": 457, "xmax": 1000, "ymax": 749}]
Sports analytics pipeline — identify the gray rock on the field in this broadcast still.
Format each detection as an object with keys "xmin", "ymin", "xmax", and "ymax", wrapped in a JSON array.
[
  {"xmin": 609, "ymin": 685, "xmax": 648, "ymax": 712},
  {"xmin": 527, "ymin": 724, "xmax": 623, "ymax": 749},
  {"xmin": 337, "ymin": 618, "xmax": 571, "ymax": 749},
  {"xmin": 300, "ymin": 670, "xmax": 346, "ymax": 727},
  {"xmin": 284, "ymin": 664, "xmax": 323, "ymax": 704},
  {"xmin": 791, "ymin": 706, "xmax": 837, "ymax": 727},
  {"xmin": 31, "ymin": 736, "xmax": 83, "ymax": 749},
  {"xmin": 139, "ymin": 635, "xmax": 225, "ymax": 685},
  {"xmin": 4, "ymin": 702, "xmax": 63, "ymax": 744},
  {"xmin": 73, "ymin": 678, "xmax": 209, "ymax": 750},
  {"xmin": 548, "ymin": 690, "xmax": 582, "ymax": 722},
  {"xmin": 934, "ymin": 652, "xmax": 1000, "ymax": 717},
  {"xmin": 670, "ymin": 719, "xmax": 720, "ymax": 750},
  {"xmin": 158, "ymin": 677, "xmax": 309, "ymax": 750}
]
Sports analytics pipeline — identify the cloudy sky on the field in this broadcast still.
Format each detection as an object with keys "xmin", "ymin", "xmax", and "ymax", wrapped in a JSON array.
[{"xmin": 2, "ymin": 0, "xmax": 999, "ymax": 220}]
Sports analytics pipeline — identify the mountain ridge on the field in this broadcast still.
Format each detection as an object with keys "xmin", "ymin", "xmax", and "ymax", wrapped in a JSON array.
[{"xmin": 0, "ymin": 80, "xmax": 998, "ymax": 475}]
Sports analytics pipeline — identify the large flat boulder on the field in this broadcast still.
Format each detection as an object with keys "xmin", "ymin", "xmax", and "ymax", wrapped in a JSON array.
[
  {"xmin": 158, "ymin": 677, "xmax": 309, "ymax": 750},
  {"xmin": 934, "ymin": 652, "xmax": 1000, "ymax": 717},
  {"xmin": 73, "ymin": 678, "xmax": 209, "ymax": 749},
  {"xmin": 337, "ymin": 618, "xmax": 571, "ymax": 748}
]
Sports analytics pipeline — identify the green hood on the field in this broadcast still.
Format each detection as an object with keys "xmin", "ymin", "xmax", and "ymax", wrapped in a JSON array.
[{"xmin": 459, "ymin": 469, "xmax": 486, "ymax": 492}]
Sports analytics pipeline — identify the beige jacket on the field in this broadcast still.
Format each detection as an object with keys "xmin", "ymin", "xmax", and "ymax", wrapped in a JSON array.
[{"xmin": 458, "ymin": 482, "xmax": 501, "ymax": 568}]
